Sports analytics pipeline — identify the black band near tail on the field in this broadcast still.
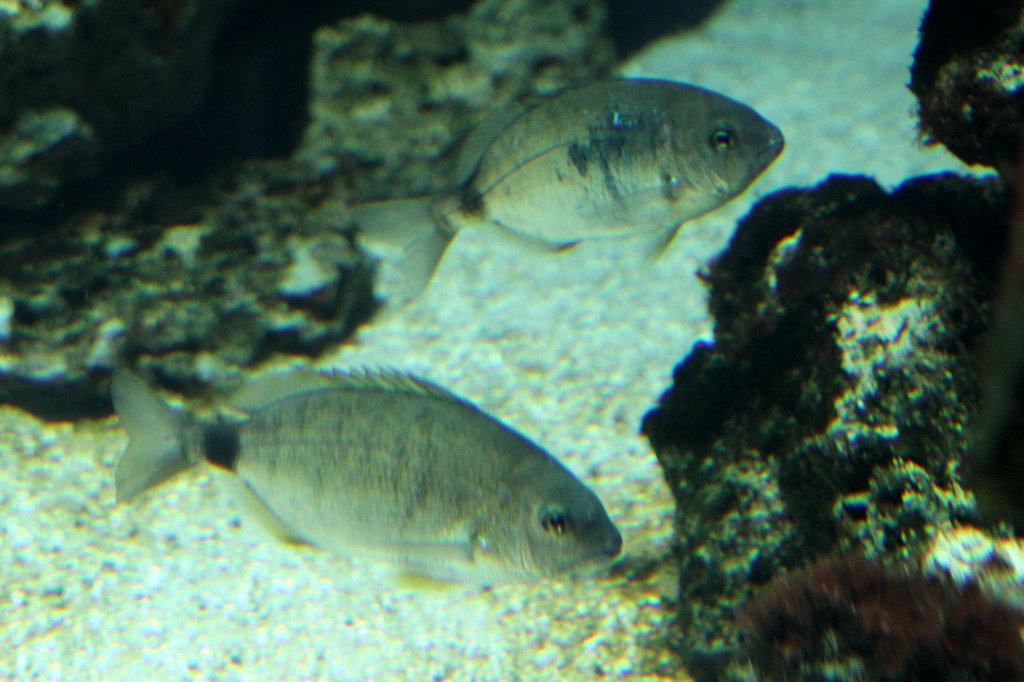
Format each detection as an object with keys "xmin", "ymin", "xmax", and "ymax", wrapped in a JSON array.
[{"xmin": 203, "ymin": 422, "xmax": 240, "ymax": 471}]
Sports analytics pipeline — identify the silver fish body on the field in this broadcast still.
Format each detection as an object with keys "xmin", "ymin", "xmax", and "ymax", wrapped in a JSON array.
[
  {"xmin": 349, "ymin": 78, "xmax": 784, "ymax": 298},
  {"xmin": 464, "ymin": 79, "xmax": 784, "ymax": 242},
  {"xmin": 112, "ymin": 369, "xmax": 622, "ymax": 585}
]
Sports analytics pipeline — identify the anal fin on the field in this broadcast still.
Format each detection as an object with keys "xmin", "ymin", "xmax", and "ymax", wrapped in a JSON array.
[{"xmin": 210, "ymin": 467, "xmax": 310, "ymax": 546}]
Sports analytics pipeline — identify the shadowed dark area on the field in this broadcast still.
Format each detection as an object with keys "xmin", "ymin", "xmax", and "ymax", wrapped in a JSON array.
[
  {"xmin": 124, "ymin": 0, "xmax": 476, "ymax": 178},
  {"xmin": 0, "ymin": 0, "xmax": 477, "ymax": 236},
  {"xmin": 606, "ymin": 0, "xmax": 727, "ymax": 56}
]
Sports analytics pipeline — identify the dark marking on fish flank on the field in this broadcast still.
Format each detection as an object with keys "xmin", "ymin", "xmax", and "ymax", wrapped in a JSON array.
[
  {"xmin": 599, "ymin": 141, "xmax": 624, "ymax": 201},
  {"xmin": 568, "ymin": 142, "xmax": 593, "ymax": 177},
  {"xmin": 567, "ymin": 107, "xmax": 672, "ymax": 197},
  {"xmin": 203, "ymin": 421, "xmax": 241, "ymax": 471},
  {"xmin": 568, "ymin": 134, "xmax": 628, "ymax": 199},
  {"xmin": 567, "ymin": 133, "xmax": 628, "ymax": 178}
]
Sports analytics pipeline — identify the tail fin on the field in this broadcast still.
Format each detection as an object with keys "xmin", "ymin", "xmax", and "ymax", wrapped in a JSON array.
[
  {"xmin": 348, "ymin": 196, "xmax": 455, "ymax": 301},
  {"xmin": 111, "ymin": 369, "xmax": 194, "ymax": 503}
]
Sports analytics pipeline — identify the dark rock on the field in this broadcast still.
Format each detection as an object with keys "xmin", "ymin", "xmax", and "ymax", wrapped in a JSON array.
[
  {"xmin": 970, "ymin": 153, "xmax": 1024, "ymax": 530},
  {"xmin": 910, "ymin": 0, "xmax": 1024, "ymax": 174},
  {"xmin": 911, "ymin": 0, "xmax": 1024, "ymax": 534},
  {"xmin": 0, "ymin": 108, "xmax": 99, "ymax": 210},
  {"xmin": 641, "ymin": 173, "xmax": 1009, "ymax": 678},
  {"xmin": 300, "ymin": 0, "xmax": 613, "ymax": 199},
  {"xmin": 0, "ymin": 0, "xmax": 613, "ymax": 417},
  {"xmin": 606, "ymin": 0, "xmax": 726, "ymax": 57},
  {"xmin": 0, "ymin": 0, "xmax": 611, "ymax": 213},
  {"xmin": 0, "ymin": 0, "xmax": 241, "ymax": 209},
  {"xmin": 0, "ymin": 159, "xmax": 375, "ymax": 419}
]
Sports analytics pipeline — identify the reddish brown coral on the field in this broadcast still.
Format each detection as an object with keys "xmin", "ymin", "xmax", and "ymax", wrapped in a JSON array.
[{"xmin": 736, "ymin": 554, "xmax": 1024, "ymax": 681}]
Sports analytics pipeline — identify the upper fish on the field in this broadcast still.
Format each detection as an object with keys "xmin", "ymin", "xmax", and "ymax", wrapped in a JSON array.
[
  {"xmin": 347, "ymin": 77, "xmax": 785, "ymax": 299},
  {"xmin": 111, "ymin": 368, "xmax": 622, "ymax": 585}
]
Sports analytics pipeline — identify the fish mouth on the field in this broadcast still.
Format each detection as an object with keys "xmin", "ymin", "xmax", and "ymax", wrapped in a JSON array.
[
  {"xmin": 582, "ymin": 530, "xmax": 624, "ymax": 566},
  {"xmin": 566, "ymin": 539, "xmax": 624, "ymax": 578},
  {"xmin": 603, "ymin": 529, "xmax": 623, "ymax": 559},
  {"xmin": 544, "ymin": 533, "xmax": 623, "ymax": 577},
  {"xmin": 761, "ymin": 129, "xmax": 786, "ymax": 162}
]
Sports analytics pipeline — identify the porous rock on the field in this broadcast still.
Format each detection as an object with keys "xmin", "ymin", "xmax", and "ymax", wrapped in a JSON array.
[
  {"xmin": 0, "ymin": 0, "xmax": 240, "ymax": 209},
  {"xmin": 0, "ymin": 160, "xmax": 374, "ymax": 418},
  {"xmin": 300, "ymin": 0, "xmax": 613, "ymax": 198},
  {"xmin": 0, "ymin": 0, "xmax": 613, "ymax": 416},
  {"xmin": 910, "ymin": 0, "xmax": 1024, "ymax": 175},
  {"xmin": 641, "ymin": 173, "xmax": 1008, "ymax": 679}
]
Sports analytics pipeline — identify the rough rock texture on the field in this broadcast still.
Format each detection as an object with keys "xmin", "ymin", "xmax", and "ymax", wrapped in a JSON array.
[
  {"xmin": 0, "ymin": 0, "xmax": 241, "ymax": 209},
  {"xmin": 910, "ymin": 0, "xmax": 1024, "ymax": 532},
  {"xmin": 910, "ymin": 0, "xmax": 1024, "ymax": 175},
  {"xmin": 0, "ymin": 160, "xmax": 374, "ymax": 418},
  {"xmin": 0, "ymin": 0, "xmax": 612, "ymax": 212},
  {"xmin": 0, "ymin": 0, "xmax": 614, "ymax": 417},
  {"xmin": 641, "ymin": 173, "xmax": 1009, "ymax": 679},
  {"xmin": 300, "ymin": 0, "xmax": 613, "ymax": 199}
]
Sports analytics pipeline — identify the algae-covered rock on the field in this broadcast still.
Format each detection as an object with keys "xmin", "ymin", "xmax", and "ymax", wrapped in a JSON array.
[
  {"xmin": 641, "ymin": 173, "xmax": 1008, "ymax": 679},
  {"xmin": 300, "ymin": 0, "xmax": 613, "ymax": 198},
  {"xmin": 0, "ymin": 0, "xmax": 611, "ymax": 211},
  {"xmin": 0, "ymin": 160, "xmax": 374, "ymax": 418},
  {"xmin": 910, "ymin": 0, "xmax": 1024, "ymax": 534},
  {"xmin": 910, "ymin": 0, "xmax": 1024, "ymax": 175},
  {"xmin": 0, "ymin": 0, "xmax": 613, "ymax": 416},
  {"xmin": 0, "ymin": 108, "xmax": 98, "ymax": 210},
  {"xmin": 0, "ymin": 0, "xmax": 240, "ymax": 209}
]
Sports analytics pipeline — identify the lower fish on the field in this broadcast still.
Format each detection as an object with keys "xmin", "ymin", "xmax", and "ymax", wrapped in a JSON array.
[
  {"xmin": 348, "ymin": 77, "xmax": 784, "ymax": 299},
  {"xmin": 111, "ymin": 368, "xmax": 622, "ymax": 585}
]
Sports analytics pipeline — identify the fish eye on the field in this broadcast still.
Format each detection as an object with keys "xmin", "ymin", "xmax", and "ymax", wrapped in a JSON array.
[
  {"xmin": 539, "ymin": 507, "xmax": 569, "ymax": 536},
  {"xmin": 709, "ymin": 126, "xmax": 736, "ymax": 152}
]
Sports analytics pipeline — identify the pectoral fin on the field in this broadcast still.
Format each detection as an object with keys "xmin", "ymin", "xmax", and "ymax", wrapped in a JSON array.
[
  {"xmin": 640, "ymin": 223, "xmax": 683, "ymax": 262},
  {"xmin": 488, "ymin": 220, "xmax": 579, "ymax": 254},
  {"xmin": 348, "ymin": 196, "xmax": 455, "ymax": 301}
]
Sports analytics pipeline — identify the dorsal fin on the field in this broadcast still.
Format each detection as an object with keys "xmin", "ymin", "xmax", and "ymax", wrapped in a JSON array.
[
  {"xmin": 454, "ymin": 106, "xmax": 528, "ymax": 184},
  {"xmin": 228, "ymin": 370, "xmax": 337, "ymax": 412},
  {"xmin": 455, "ymin": 87, "xmax": 579, "ymax": 185},
  {"xmin": 320, "ymin": 367, "xmax": 470, "ymax": 405},
  {"xmin": 228, "ymin": 367, "xmax": 472, "ymax": 413}
]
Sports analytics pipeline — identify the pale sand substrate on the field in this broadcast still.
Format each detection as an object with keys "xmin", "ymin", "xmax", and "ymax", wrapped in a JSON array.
[{"xmin": 1, "ymin": 1, "xmax": 977, "ymax": 680}]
